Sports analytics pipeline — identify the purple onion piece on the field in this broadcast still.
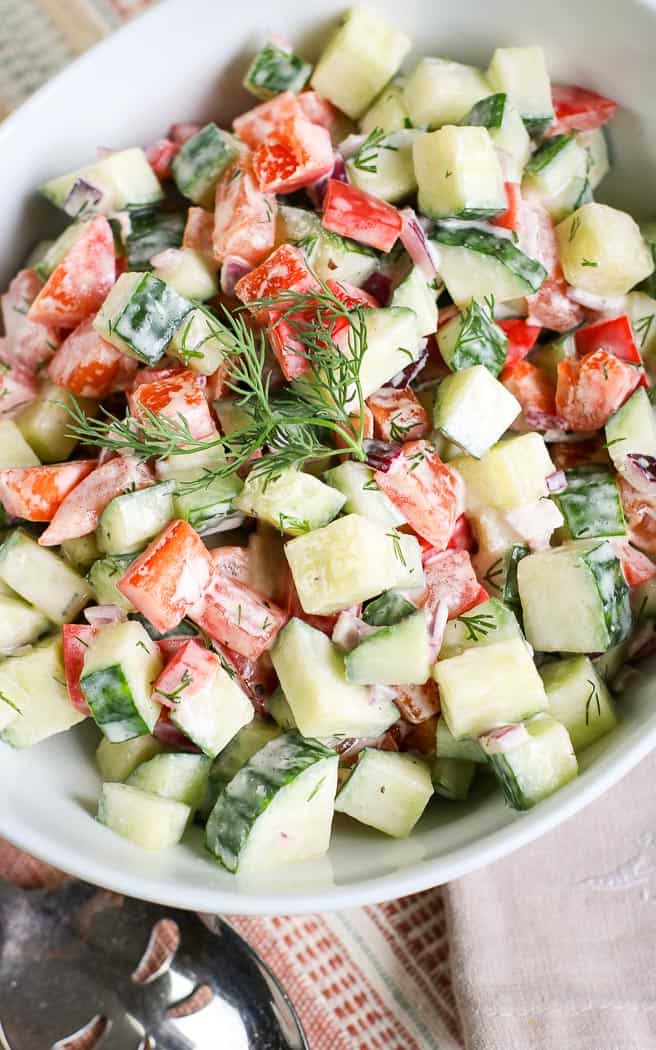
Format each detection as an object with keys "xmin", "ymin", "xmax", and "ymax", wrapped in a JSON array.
[
  {"xmin": 546, "ymin": 469, "xmax": 568, "ymax": 494},
  {"xmin": 623, "ymin": 453, "xmax": 656, "ymax": 494},
  {"xmin": 307, "ymin": 152, "xmax": 347, "ymax": 209},
  {"xmin": 480, "ymin": 723, "xmax": 530, "ymax": 755},
  {"xmin": 362, "ymin": 439, "xmax": 403, "ymax": 472},
  {"xmin": 220, "ymin": 255, "xmax": 252, "ymax": 296},
  {"xmin": 63, "ymin": 178, "xmax": 106, "ymax": 219},
  {"xmin": 523, "ymin": 409, "xmax": 569, "ymax": 433},
  {"xmin": 338, "ymin": 133, "xmax": 367, "ymax": 160},
  {"xmin": 84, "ymin": 604, "xmax": 126, "ymax": 626},
  {"xmin": 426, "ymin": 601, "xmax": 448, "ymax": 663},
  {"xmin": 399, "ymin": 207, "xmax": 439, "ymax": 281},
  {"xmin": 362, "ymin": 272, "xmax": 393, "ymax": 306},
  {"xmin": 388, "ymin": 345, "xmax": 429, "ymax": 390}
]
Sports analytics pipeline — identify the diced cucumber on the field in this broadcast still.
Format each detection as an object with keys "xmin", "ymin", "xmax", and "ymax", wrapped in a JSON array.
[
  {"xmin": 518, "ymin": 539, "xmax": 632, "ymax": 653},
  {"xmin": 284, "ymin": 514, "xmax": 424, "ymax": 614},
  {"xmin": 487, "ymin": 47, "xmax": 553, "ymax": 130},
  {"xmin": 335, "ymin": 749, "xmax": 433, "ymax": 837},
  {"xmin": 529, "ymin": 331, "xmax": 577, "ymax": 384},
  {"xmin": 440, "ymin": 597, "xmax": 523, "ymax": 659},
  {"xmin": 431, "ymin": 756, "xmax": 476, "ymax": 801},
  {"xmin": 61, "ymin": 534, "xmax": 102, "ymax": 573},
  {"xmin": 130, "ymin": 615, "xmax": 198, "ymax": 643},
  {"xmin": 152, "ymin": 248, "xmax": 218, "ymax": 301},
  {"xmin": 461, "ymin": 93, "xmax": 531, "ymax": 182},
  {"xmin": 453, "ymin": 433, "xmax": 554, "ymax": 513},
  {"xmin": 310, "ymin": 7, "xmax": 411, "ymax": 120},
  {"xmin": 210, "ymin": 719, "xmax": 282, "ymax": 794},
  {"xmin": 555, "ymin": 468, "xmax": 626, "ymax": 540},
  {"xmin": 173, "ymin": 472, "xmax": 243, "ymax": 535},
  {"xmin": 271, "ymin": 618, "xmax": 398, "ymax": 737},
  {"xmin": 32, "ymin": 222, "xmax": 88, "ymax": 281},
  {"xmin": 16, "ymin": 383, "xmax": 97, "ymax": 464},
  {"xmin": 172, "ymin": 123, "xmax": 238, "ymax": 207},
  {"xmin": 434, "ymin": 636, "xmax": 547, "ymax": 739},
  {"xmin": 605, "ymin": 387, "xmax": 656, "ymax": 477},
  {"xmin": 0, "ymin": 594, "xmax": 50, "ymax": 655},
  {"xmin": 431, "ymin": 225, "xmax": 547, "ymax": 306},
  {"xmin": 472, "ymin": 545, "xmax": 528, "ymax": 617},
  {"xmin": 436, "ymin": 716, "xmax": 486, "ymax": 763},
  {"xmin": 234, "ymin": 468, "xmax": 345, "ymax": 535},
  {"xmin": 127, "ymin": 752, "xmax": 211, "ymax": 809},
  {"xmin": 213, "ymin": 397, "xmax": 254, "ymax": 436},
  {"xmin": 0, "ymin": 420, "xmax": 40, "ymax": 470},
  {"xmin": 244, "ymin": 43, "xmax": 312, "ymax": 99},
  {"xmin": 403, "ymin": 58, "xmax": 490, "ymax": 129},
  {"xmin": 390, "ymin": 266, "xmax": 438, "ymax": 338},
  {"xmin": 96, "ymin": 734, "xmax": 165, "ymax": 782},
  {"xmin": 0, "ymin": 636, "xmax": 86, "ymax": 748},
  {"xmin": 480, "ymin": 715, "xmax": 578, "ymax": 811},
  {"xmin": 126, "ymin": 210, "xmax": 186, "ymax": 272},
  {"xmin": 539, "ymin": 655, "xmax": 617, "ymax": 752},
  {"xmin": 169, "ymin": 662, "xmax": 254, "ymax": 758},
  {"xmin": 360, "ymin": 78, "xmax": 410, "ymax": 134},
  {"xmin": 88, "ymin": 554, "xmax": 136, "ymax": 612},
  {"xmin": 634, "ymin": 575, "xmax": 656, "ymax": 620},
  {"xmin": 42, "ymin": 148, "xmax": 163, "ymax": 215},
  {"xmin": 577, "ymin": 129, "xmax": 609, "ymax": 191},
  {"xmin": 279, "ymin": 206, "xmax": 378, "ymax": 286},
  {"xmin": 94, "ymin": 272, "xmax": 192, "ymax": 365},
  {"xmin": 98, "ymin": 782, "xmax": 190, "ymax": 850},
  {"xmin": 394, "ymin": 534, "xmax": 425, "ymax": 591},
  {"xmin": 434, "ymin": 365, "xmax": 521, "ymax": 458},
  {"xmin": 414, "ymin": 126, "xmax": 506, "ymax": 220},
  {"xmin": 437, "ymin": 300, "xmax": 508, "ymax": 376},
  {"xmin": 206, "ymin": 731, "xmax": 339, "ymax": 873},
  {"xmin": 344, "ymin": 610, "xmax": 430, "ymax": 685},
  {"xmin": 362, "ymin": 589, "xmax": 416, "ymax": 626},
  {"xmin": 96, "ymin": 481, "xmax": 175, "ymax": 555},
  {"xmin": 26, "ymin": 238, "xmax": 55, "ymax": 278},
  {"xmin": 80, "ymin": 621, "xmax": 162, "ymax": 742},
  {"xmin": 323, "ymin": 462, "xmax": 406, "ymax": 528},
  {"xmin": 0, "ymin": 692, "xmax": 18, "ymax": 734},
  {"xmin": 0, "ymin": 530, "xmax": 93, "ymax": 624},
  {"xmin": 556, "ymin": 203, "xmax": 654, "ymax": 297},
  {"xmin": 170, "ymin": 306, "xmax": 229, "ymax": 375},
  {"xmin": 347, "ymin": 129, "xmax": 418, "ymax": 204},
  {"xmin": 267, "ymin": 688, "xmax": 297, "ymax": 731},
  {"xmin": 353, "ymin": 307, "xmax": 422, "ymax": 402},
  {"xmin": 593, "ymin": 641, "xmax": 630, "ymax": 685},
  {"xmin": 523, "ymin": 134, "xmax": 589, "ymax": 222}
]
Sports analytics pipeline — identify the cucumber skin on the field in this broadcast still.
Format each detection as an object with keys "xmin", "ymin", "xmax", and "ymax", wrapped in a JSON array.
[
  {"xmin": 431, "ymin": 225, "xmax": 548, "ymax": 292},
  {"xmin": 556, "ymin": 469, "xmax": 626, "ymax": 540},
  {"xmin": 114, "ymin": 273, "xmax": 192, "ymax": 364},
  {"xmin": 362, "ymin": 590, "xmax": 416, "ymax": 626},
  {"xmin": 461, "ymin": 93, "xmax": 507, "ymax": 129},
  {"xmin": 585, "ymin": 543, "xmax": 632, "ymax": 648},
  {"xmin": 81, "ymin": 666, "xmax": 151, "ymax": 742},
  {"xmin": 525, "ymin": 134, "xmax": 575, "ymax": 174}
]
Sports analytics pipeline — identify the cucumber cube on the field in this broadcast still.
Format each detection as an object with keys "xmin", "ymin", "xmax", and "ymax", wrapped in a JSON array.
[
  {"xmin": 487, "ymin": 47, "xmax": 553, "ymax": 129},
  {"xmin": 434, "ymin": 366, "xmax": 520, "ymax": 459},
  {"xmin": 452, "ymin": 432, "xmax": 554, "ymax": 512},
  {"xmin": 323, "ymin": 461, "xmax": 406, "ymax": 528},
  {"xmin": 390, "ymin": 267, "xmax": 438, "ymax": 339},
  {"xmin": 244, "ymin": 43, "xmax": 312, "ymax": 100},
  {"xmin": 94, "ymin": 272, "xmax": 193, "ymax": 364},
  {"xmin": 127, "ymin": 752, "xmax": 211, "ymax": 809},
  {"xmin": 0, "ymin": 594, "xmax": 50, "ymax": 655},
  {"xmin": 578, "ymin": 129, "xmax": 610, "ymax": 190},
  {"xmin": 403, "ymin": 58, "xmax": 490, "ymax": 129},
  {"xmin": 42, "ymin": 147, "xmax": 163, "ymax": 215},
  {"xmin": 355, "ymin": 307, "xmax": 422, "ymax": 402},
  {"xmin": 414, "ymin": 126, "xmax": 506, "ymax": 220},
  {"xmin": 461, "ymin": 94, "xmax": 531, "ymax": 183},
  {"xmin": 88, "ymin": 555, "xmax": 136, "ymax": 612},
  {"xmin": 517, "ymin": 540, "xmax": 632, "ymax": 653},
  {"xmin": 360, "ymin": 79, "xmax": 410, "ymax": 134},
  {"xmin": 335, "ymin": 750, "xmax": 433, "ymax": 837},
  {"xmin": 0, "ymin": 636, "xmax": 87, "ymax": 748},
  {"xmin": 173, "ymin": 472, "xmax": 243, "ymax": 535},
  {"xmin": 61, "ymin": 534, "xmax": 102, "ymax": 572},
  {"xmin": 169, "ymin": 662, "xmax": 254, "ymax": 758},
  {"xmin": 17, "ymin": 383, "xmax": 98, "ymax": 464},
  {"xmin": 0, "ymin": 692, "xmax": 17, "ymax": 734},
  {"xmin": 472, "ymin": 545, "xmax": 528, "ymax": 617},
  {"xmin": 210, "ymin": 719, "xmax": 282, "ymax": 793},
  {"xmin": 436, "ymin": 717, "xmax": 486, "ymax": 763},
  {"xmin": 347, "ymin": 131, "xmax": 418, "ymax": 204},
  {"xmin": 98, "ymin": 782, "xmax": 190, "ymax": 850},
  {"xmin": 126, "ymin": 210, "xmax": 186, "ymax": 272},
  {"xmin": 605, "ymin": 387, "xmax": 656, "ymax": 476},
  {"xmin": 0, "ymin": 420, "xmax": 40, "ymax": 469},
  {"xmin": 344, "ymin": 610, "xmax": 431, "ymax": 685},
  {"xmin": 152, "ymin": 248, "xmax": 218, "ymax": 301},
  {"xmin": 433, "ymin": 637, "xmax": 547, "ymax": 739},
  {"xmin": 556, "ymin": 203, "xmax": 654, "ymax": 296},
  {"xmin": 272, "ymin": 618, "xmax": 398, "ymax": 737},
  {"xmin": 0, "ymin": 530, "xmax": 93, "ymax": 624},
  {"xmin": 362, "ymin": 589, "xmax": 417, "ymax": 627},
  {"xmin": 437, "ymin": 300, "xmax": 508, "ymax": 376},
  {"xmin": 431, "ymin": 756, "xmax": 477, "ymax": 801},
  {"xmin": 539, "ymin": 656, "xmax": 617, "ymax": 752},
  {"xmin": 523, "ymin": 134, "xmax": 589, "ymax": 222},
  {"xmin": 311, "ymin": 7, "xmax": 411, "ymax": 119},
  {"xmin": 170, "ymin": 306, "xmax": 229, "ymax": 375},
  {"xmin": 555, "ymin": 468, "xmax": 626, "ymax": 540},
  {"xmin": 97, "ymin": 481, "xmax": 176, "ymax": 555},
  {"xmin": 480, "ymin": 715, "xmax": 578, "ymax": 811},
  {"xmin": 173, "ymin": 123, "xmax": 238, "ymax": 207},
  {"xmin": 439, "ymin": 597, "xmax": 523, "ymax": 659},
  {"xmin": 96, "ymin": 734, "xmax": 165, "ymax": 782},
  {"xmin": 430, "ymin": 225, "xmax": 547, "ymax": 306},
  {"xmin": 267, "ymin": 688, "xmax": 297, "ymax": 731},
  {"xmin": 234, "ymin": 468, "xmax": 346, "ymax": 535},
  {"xmin": 81, "ymin": 620, "xmax": 163, "ymax": 742}
]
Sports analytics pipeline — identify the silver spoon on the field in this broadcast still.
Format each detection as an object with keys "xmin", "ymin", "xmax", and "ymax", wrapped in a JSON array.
[{"xmin": 0, "ymin": 879, "xmax": 308, "ymax": 1049}]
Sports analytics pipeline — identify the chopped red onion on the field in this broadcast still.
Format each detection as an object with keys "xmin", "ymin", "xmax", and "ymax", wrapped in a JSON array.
[
  {"xmin": 523, "ymin": 409, "xmax": 569, "ymax": 433},
  {"xmin": 63, "ymin": 178, "xmax": 106, "ymax": 219},
  {"xmin": 546, "ymin": 470, "xmax": 568, "ymax": 494},
  {"xmin": 480, "ymin": 723, "xmax": 530, "ymax": 754},
  {"xmin": 388, "ymin": 344, "xmax": 429, "ymax": 389},
  {"xmin": 331, "ymin": 607, "xmax": 378, "ymax": 651},
  {"xmin": 307, "ymin": 152, "xmax": 347, "ymax": 209},
  {"xmin": 84, "ymin": 604, "xmax": 126, "ymax": 626},
  {"xmin": 622, "ymin": 453, "xmax": 656, "ymax": 494},
  {"xmin": 153, "ymin": 715, "xmax": 202, "ymax": 752},
  {"xmin": 169, "ymin": 122, "xmax": 203, "ymax": 145},
  {"xmin": 399, "ymin": 208, "xmax": 439, "ymax": 280},
  {"xmin": 220, "ymin": 255, "xmax": 252, "ymax": 296},
  {"xmin": 362, "ymin": 439, "xmax": 403, "ymax": 472},
  {"xmin": 338, "ymin": 133, "xmax": 367, "ymax": 160},
  {"xmin": 362, "ymin": 272, "xmax": 393, "ymax": 306},
  {"xmin": 200, "ymin": 513, "xmax": 248, "ymax": 539},
  {"xmin": 427, "ymin": 601, "xmax": 448, "ymax": 663}
]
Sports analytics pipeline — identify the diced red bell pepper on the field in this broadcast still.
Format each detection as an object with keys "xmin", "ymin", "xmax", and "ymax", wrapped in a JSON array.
[
  {"xmin": 189, "ymin": 573, "xmax": 287, "ymax": 660},
  {"xmin": 556, "ymin": 348, "xmax": 641, "ymax": 432},
  {"xmin": 498, "ymin": 319, "xmax": 541, "ymax": 371},
  {"xmin": 252, "ymin": 117, "xmax": 334, "ymax": 194},
  {"xmin": 418, "ymin": 548, "xmax": 484, "ymax": 620},
  {"xmin": 183, "ymin": 207, "xmax": 215, "ymax": 264},
  {"xmin": 0, "ymin": 460, "xmax": 97, "ymax": 523},
  {"xmin": 517, "ymin": 197, "xmax": 584, "ymax": 333},
  {"xmin": 618, "ymin": 478, "xmax": 656, "ymax": 556},
  {"xmin": 235, "ymin": 243, "xmax": 320, "ymax": 322},
  {"xmin": 213, "ymin": 157, "xmax": 277, "ymax": 267},
  {"xmin": 574, "ymin": 316, "xmax": 643, "ymax": 365},
  {"xmin": 1, "ymin": 270, "xmax": 61, "ymax": 371},
  {"xmin": 62, "ymin": 623, "xmax": 96, "ymax": 715},
  {"xmin": 325, "ymin": 279, "xmax": 379, "ymax": 308},
  {"xmin": 0, "ymin": 341, "xmax": 38, "ymax": 412},
  {"xmin": 152, "ymin": 638, "xmax": 220, "ymax": 708},
  {"xmin": 393, "ymin": 681, "xmax": 440, "ymax": 724},
  {"xmin": 118, "ymin": 519, "xmax": 214, "ymax": 634},
  {"xmin": 368, "ymin": 387, "xmax": 430, "ymax": 443},
  {"xmin": 447, "ymin": 514, "xmax": 475, "ymax": 553},
  {"xmin": 145, "ymin": 138, "xmax": 180, "ymax": 181},
  {"xmin": 491, "ymin": 182, "xmax": 522, "ymax": 232},
  {"xmin": 298, "ymin": 91, "xmax": 341, "ymax": 134},
  {"xmin": 39, "ymin": 456, "xmax": 154, "ymax": 546},
  {"xmin": 233, "ymin": 91, "xmax": 302, "ymax": 149},
  {"xmin": 375, "ymin": 441, "xmax": 463, "ymax": 551},
  {"xmin": 27, "ymin": 217, "xmax": 116, "ymax": 329},
  {"xmin": 48, "ymin": 315, "xmax": 126, "ymax": 398},
  {"xmin": 322, "ymin": 180, "xmax": 402, "ymax": 254},
  {"xmin": 169, "ymin": 122, "xmax": 204, "ymax": 145},
  {"xmin": 129, "ymin": 368, "xmax": 215, "ymax": 440},
  {"xmin": 332, "ymin": 404, "xmax": 374, "ymax": 451},
  {"xmin": 550, "ymin": 84, "xmax": 619, "ymax": 134},
  {"xmin": 612, "ymin": 539, "xmax": 656, "ymax": 587},
  {"xmin": 503, "ymin": 360, "xmax": 558, "ymax": 424}
]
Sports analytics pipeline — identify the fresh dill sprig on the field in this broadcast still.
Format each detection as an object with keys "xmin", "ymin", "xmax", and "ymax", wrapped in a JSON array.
[
  {"xmin": 352, "ymin": 127, "xmax": 398, "ymax": 175},
  {"xmin": 585, "ymin": 679, "xmax": 601, "ymax": 725},
  {"xmin": 456, "ymin": 611, "xmax": 497, "ymax": 643}
]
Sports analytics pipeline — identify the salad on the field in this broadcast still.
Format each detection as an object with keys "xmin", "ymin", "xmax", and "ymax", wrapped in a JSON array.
[{"xmin": 0, "ymin": 6, "xmax": 655, "ymax": 877}]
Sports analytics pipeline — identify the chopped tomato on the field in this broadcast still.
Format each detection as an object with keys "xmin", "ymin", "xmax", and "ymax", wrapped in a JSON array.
[
  {"xmin": 491, "ymin": 182, "xmax": 522, "ymax": 232},
  {"xmin": 332, "ymin": 404, "xmax": 374, "ymax": 451},
  {"xmin": 393, "ymin": 681, "xmax": 440, "ymax": 724},
  {"xmin": 518, "ymin": 197, "xmax": 584, "ymax": 332},
  {"xmin": 233, "ymin": 91, "xmax": 302, "ymax": 149},
  {"xmin": 550, "ymin": 84, "xmax": 619, "ymax": 134},
  {"xmin": 423, "ymin": 333, "xmax": 451, "ymax": 384},
  {"xmin": 156, "ymin": 634, "xmax": 204, "ymax": 662},
  {"xmin": 62, "ymin": 624, "xmax": 96, "ymax": 715},
  {"xmin": 612, "ymin": 539, "xmax": 656, "ymax": 587},
  {"xmin": 298, "ymin": 91, "xmax": 341, "ymax": 134},
  {"xmin": 0, "ymin": 460, "xmax": 97, "ymax": 523},
  {"xmin": 152, "ymin": 638, "xmax": 219, "ymax": 708},
  {"xmin": 108, "ymin": 350, "xmax": 139, "ymax": 393},
  {"xmin": 322, "ymin": 180, "xmax": 402, "ymax": 254},
  {"xmin": 252, "ymin": 117, "xmax": 334, "ymax": 194},
  {"xmin": 0, "ymin": 342, "xmax": 38, "ymax": 412},
  {"xmin": 326, "ymin": 279, "xmax": 379, "ymax": 308},
  {"xmin": 213, "ymin": 157, "xmax": 277, "ymax": 267},
  {"xmin": 556, "ymin": 349, "xmax": 641, "ymax": 431},
  {"xmin": 503, "ymin": 360, "xmax": 558, "ymax": 423},
  {"xmin": 402, "ymin": 714, "xmax": 439, "ymax": 752},
  {"xmin": 368, "ymin": 387, "xmax": 430, "ymax": 443},
  {"xmin": 418, "ymin": 548, "xmax": 483, "ymax": 619},
  {"xmin": 375, "ymin": 441, "xmax": 463, "ymax": 550},
  {"xmin": 206, "ymin": 361, "xmax": 231, "ymax": 401},
  {"xmin": 497, "ymin": 319, "xmax": 541, "ymax": 371},
  {"xmin": 28, "ymin": 217, "xmax": 115, "ymax": 329},
  {"xmin": 235, "ymin": 243, "xmax": 320, "ymax": 323},
  {"xmin": 145, "ymin": 138, "xmax": 180, "ymax": 180},
  {"xmin": 210, "ymin": 545, "xmax": 251, "ymax": 583},
  {"xmin": 153, "ymin": 709, "xmax": 201, "ymax": 752},
  {"xmin": 618, "ymin": 478, "xmax": 656, "ymax": 555},
  {"xmin": 183, "ymin": 207, "xmax": 215, "ymax": 264},
  {"xmin": 48, "ymin": 315, "xmax": 126, "ymax": 398},
  {"xmin": 267, "ymin": 316, "xmax": 311, "ymax": 381},
  {"xmin": 1, "ymin": 270, "xmax": 61, "ymax": 371},
  {"xmin": 169, "ymin": 122, "xmax": 203, "ymax": 144},
  {"xmin": 285, "ymin": 577, "xmax": 338, "ymax": 636},
  {"xmin": 39, "ymin": 456, "xmax": 154, "ymax": 546},
  {"xmin": 118, "ymin": 519, "xmax": 214, "ymax": 634},
  {"xmin": 129, "ymin": 368, "xmax": 215, "ymax": 440},
  {"xmin": 131, "ymin": 366, "xmax": 185, "ymax": 390},
  {"xmin": 574, "ymin": 316, "xmax": 643, "ymax": 365},
  {"xmin": 190, "ymin": 573, "xmax": 287, "ymax": 660},
  {"xmin": 447, "ymin": 514, "xmax": 475, "ymax": 552}
]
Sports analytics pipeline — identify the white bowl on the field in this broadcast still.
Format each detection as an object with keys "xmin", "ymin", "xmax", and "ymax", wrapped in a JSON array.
[{"xmin": 1, "ymin": 0, "xmax": 656, "ymax": 915}]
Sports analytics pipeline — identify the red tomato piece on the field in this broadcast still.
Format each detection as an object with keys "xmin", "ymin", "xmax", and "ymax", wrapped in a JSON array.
[
  {"xmin": 298, "ymin": 91, "xmax": 341, "ymax": 134},
  {"xmin": 118, "ymin": 520, "xmax": 214, "ymax": 633},
  {"xmin": 574, "ymin": 316, "xmax": 642, "ymax": 365},
  {"xmin": 206, "ymin": 361, "xmax": 231, "ymax": 402},
  {"xmin": 130, "ymin": 368, "xmax": 215, "ymax": 440},
  {"xmin": 1, "ymin": 270, "xmax": 61, "ymax": 371},
  {"xmin": 612, "ymin": 539, "xmax": 656, "ymax": 587},
  {"xmin": 418, "ymin": 548, "xmax": 483, "ymax": 619},
  {"xmin": 213, "ymin": 158, "xmax": 277, "ymax": 267},
  {"xmin": 393, "ymin": 681, "xmax": 440, "ymax": 724},
  {"xmin": 0, "ymin": 460, "xmax": 97, "ymax": 523},
  {"xmin": 285, "ymin": 578, "xmax": 338, "ymax": 637},
  {"xmin": 210, "ymin": 545, "xmax": 252, "ymax": 584},
  {"xmin": 497, "ymin": 319, "xmax": 541, "ymax": 370},
  {"xmin": 152, "ymin": 638, "xmax": 220, "ymax": 709},
  {"xmin": 253, "ymin": 117, "xmax": 334, "ymax": 195},
  {"xmin": 131, "ymin": 366, "xmax": 185, "ymax": 391},
  {"xmin": 332, "ymin": 404, "xmax": 374, "ymax": 451},
  {"xmin": 108, "ymin": 350, "xmax": 139, "ymax": 393},
  {"xmin": 183, "ymin": 207, "xmax": 215, "ymax": 264},
  {"xmin": 48, "ymin": 315, "xmax": 126, "ymax": 398},
  {"xmin": 447, "ymin": 514, "xmax": 475, "ymax": 552},
  {"xmin": 27, "ymin": 217, "xmax": 115, "ymax": 329},
  {"xmin": 375, "ymin": 441, "xmax": 463, "ymax": 550},
  {"xmin": 491, "ymin": 181, "xmax": 522, "ymax": 232},
  {"xmin": 0, "ymin": 340, "xmax": 38, "ymax": 412},
  {"xmin": 402, "ymin": 715, "xmax": 439, "ymax": 753},
  {"xmin": 503, "ymin": 360, "xmax": 558, "ymax": 423},
  {"xmin": 153, "ymin": 709, "xmax": 201, "ymax": 751},
  {"xmin": 190, "ymin": 573, "xmax": 287, "ymax": 660},
  {"xmin": 325, "ymin": 279, "xmax": 379, "ymax": 308},
  {"xmin": 62, "ymin": 623, "xmax": 96, "ymax": 715},
  {"xmin": 550, "ymin": 84, "xmax": 619, "ymax": 134},
  {"xmin": 556, "ymin": 349, "xmax": 641, "ymax": 432},
  {"xmin": 618, "ymin": 478, "xmax": 656, "ymax": 555},
  {"xmin": 518, "ymin": 197, "xmax": 584, "ymax": 332},
  {"xmin": 169, "ymin": 122, "xmax": 204, "ymax": 144},
  {"xmin": 322, "ymin": 180, "xmax": 402, "ymax": 254},
  {"xmin": 145, "ymin": 138, "xmax": 180, "ymax": 180},
  {"xmin": 39, "ymin": 456, "xmax": 154, "ymax": 546},
  {"xmin": 368, "ymin": 387, "xmax": 430, "ymax": 443},
  {"xmin": 235, "ymin": 243, "xmax": 321, "ymax": 322},
  {"xmin": 233, "ymin": 92, "xmax": 303, "ymax": 149}
]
